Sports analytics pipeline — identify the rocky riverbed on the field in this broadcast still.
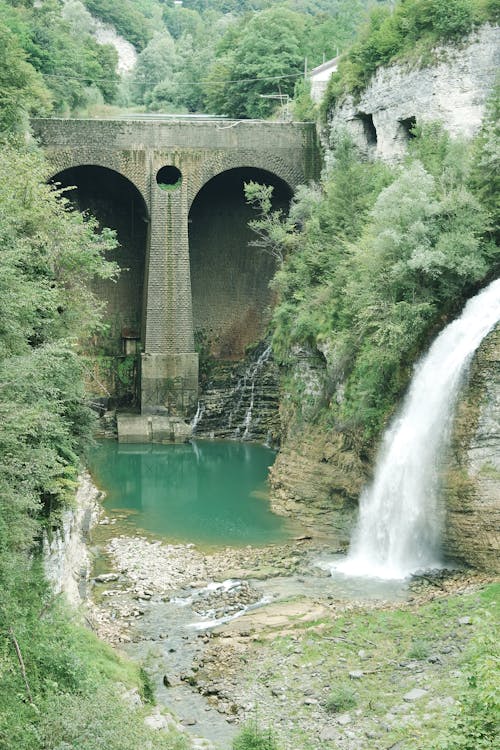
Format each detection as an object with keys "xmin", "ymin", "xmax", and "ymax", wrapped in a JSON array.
[{"xmin": 83, "ymin": 497, "xmax": 496, "ymax": 750}]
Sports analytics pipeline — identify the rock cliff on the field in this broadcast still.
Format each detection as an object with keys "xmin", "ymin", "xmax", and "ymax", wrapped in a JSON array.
[
  {"xmin": 443, "ymin": 326, "xmax": 500, "ymax": 572},
  {"xmin": 193, "ymin": 344, "xmax": 281, "ymax": 444},
  {"xmin": 328, "ymin": 24, "xmax": 500, "ymax": 161},
  {"xmin": 43, "ymin": 473, "xmax": 100, "ymax": 606}
]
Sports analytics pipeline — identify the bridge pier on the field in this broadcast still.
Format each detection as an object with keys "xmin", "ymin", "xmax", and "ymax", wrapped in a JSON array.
[{"xmin": 142, "ymin": 167, "xmax": 198, "ymax": 416}]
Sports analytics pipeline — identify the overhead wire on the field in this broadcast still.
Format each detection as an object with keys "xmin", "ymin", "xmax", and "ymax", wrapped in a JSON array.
[{"xmin": 40, "ymin": 70, "xmax": 305, "ymax": 86}]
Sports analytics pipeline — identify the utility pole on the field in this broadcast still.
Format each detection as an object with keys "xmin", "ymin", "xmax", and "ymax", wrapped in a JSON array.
[{"xmin": 259, "ymin": 94, "xmax": 291, "ymax": 122}]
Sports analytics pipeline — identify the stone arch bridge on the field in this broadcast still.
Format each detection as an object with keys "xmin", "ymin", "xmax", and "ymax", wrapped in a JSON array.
[{"xmin": 32, "ymin": 117, "xmax": 319, "ymax": 418}]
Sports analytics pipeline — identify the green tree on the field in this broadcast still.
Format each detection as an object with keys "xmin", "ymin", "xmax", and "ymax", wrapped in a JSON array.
[
  {"xmin": 0, "ymin": 21, "xmax": 50, "ymax": 135},
  {"xmin": 248, "ymin": 124, "xmax": 495, "ymax": 436},
  {"xmin": 233, "ymin": 720, "xmax": 281, "ymax": 750},
  {"xmin": 469, "ymin": 80, "xmax": 500, "ymax": 246},
  {"xmin": 129, "ymin": 32, "xmax": 178, "ymax": 105},
  {"xmin": 206, "ymin": 7, "xmax": 306, "ymax": 118},
  {"xmin": 0, "ymin": 141, "xmax": 116, "ymax": 632},
  {"xmin": 84, "ymin": 0, "xmax": 156, "ymax": 49},
  {"xmin": 292, "ymin": 77, "xmax": 316, "ymax": 121},
  {"xmin": 25, "ymin": 0, "xmax": 119, "ymax": 112},
  {"xmin": 163, "ymin": 4, "xmax": 204, "ymax": 38}
]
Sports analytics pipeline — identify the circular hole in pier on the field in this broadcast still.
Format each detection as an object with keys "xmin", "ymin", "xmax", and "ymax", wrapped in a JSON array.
[{"xmin": 156, "ymin": 165, "xmax": 182, "ymax": 191}]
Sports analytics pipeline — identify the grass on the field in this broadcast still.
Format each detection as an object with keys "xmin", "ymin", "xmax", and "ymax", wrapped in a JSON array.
[
  {"xmin": 233, "ymin": 720, "xmax": 281, "ymax": 749},
  {"xmin": 233, "ymin": 582, "xmax": 499, "ymax": 749},
  {"xmin": 407, "ymin": 639, "xmax": 431, "ymax": 660},
  {"xmin": 0, "ymin": 589, "xmax": 189, "ymax": 750}
]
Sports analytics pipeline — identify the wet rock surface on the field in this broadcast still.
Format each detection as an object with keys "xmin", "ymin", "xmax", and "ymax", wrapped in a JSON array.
[
  {"xmin": 444, "ymin": 326, "xmax": 500, "ymax": 572},
  {"xmin": 193, "ymin": 345, "xmax": 281, "ymax": 444}
]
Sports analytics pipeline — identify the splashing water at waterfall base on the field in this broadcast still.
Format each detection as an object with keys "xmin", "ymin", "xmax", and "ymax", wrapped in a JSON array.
[{"xmin": 335, "ymin": 279, "xmax": 500, "ymax": 580}]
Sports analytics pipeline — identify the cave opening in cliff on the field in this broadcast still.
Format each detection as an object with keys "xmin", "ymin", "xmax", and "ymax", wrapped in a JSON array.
[
  {"xmin": 357, "ymin": 112, "xmax": 378, "ymax": 147},
  {"xmin": 188, "ymin": 167, "xmax": 292, "ymax": 360},
  {"xmin": 399, "ymin": 116, "xmax": 417, "ymax": 141}
]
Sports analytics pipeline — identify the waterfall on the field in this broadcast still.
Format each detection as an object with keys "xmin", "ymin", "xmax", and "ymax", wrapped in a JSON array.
[
  {"xmin": 192, "ymin": 344, "xmax": 279, "ymax": 442},
  {"xmin": 337, "ymin": 279, "xmax": 500, "ymax": 580}
]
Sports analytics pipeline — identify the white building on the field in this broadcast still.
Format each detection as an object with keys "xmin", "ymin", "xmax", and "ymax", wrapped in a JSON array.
[{"xmin": 309, "ymin": 57, "xmax": 339, "ymax": 104}]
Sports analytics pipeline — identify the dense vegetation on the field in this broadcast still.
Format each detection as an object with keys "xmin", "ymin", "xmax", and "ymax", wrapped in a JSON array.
[
  {"xmin": 120, "ymin": 0, "xmax": 381, "ymax": 117},
  {"xmin": 0, "ymin": 0, "xmax": 119, "ymax": 115},
  {"xmin": 0, "ymin": 25, "xmax": 188, "ymax": 750},
  {"xmin": 0, "ymin": 0, "xmax": 383, "ymax": 118},
  {"xmin": 2, "ymin": 0, "xmax": 497, "ymax": 119},
  {"xmin": 323, "ymin": 0, "xmax": 500, "ymax": 111},
  {"xmin": 247, "ymin": 106, "xmax": 499, "ymax": 442}
]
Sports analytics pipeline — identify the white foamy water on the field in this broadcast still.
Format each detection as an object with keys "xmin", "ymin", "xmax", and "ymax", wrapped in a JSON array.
[
  {"xmin": 190, "ymin": 401, "xmax": 204, "ymax": 433},
  {"xmin": 336, "ymin": 279, "xmax": 500, "ymax": 580}
]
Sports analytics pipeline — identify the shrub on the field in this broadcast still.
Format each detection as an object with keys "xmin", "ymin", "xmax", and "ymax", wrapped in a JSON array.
[
  {"xmin": 407, "ymin": 639, "xmax": 431, "ymax": 659},
  {"xmin": 432, "ymin": 613, "xmax": 499, "ymax": 749},
  {"xmin": 325, "ymin": 685, "xmax": 357, "ymax": 713},
  {"xmin": 233, "ymin": 720, "xmax": 281, "ymax": 750}
]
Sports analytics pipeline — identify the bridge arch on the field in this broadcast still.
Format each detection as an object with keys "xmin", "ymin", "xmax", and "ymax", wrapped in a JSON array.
[
  {"xmin": 188, "ymin": 166, "xmax": 292, "ymax": 360},
  {"xmin": 187, "ymin": 153, "xmax": 298, "ymax": 212},
  {"xmin": 51, "ymin": 164, "xmax": 150, "ymax": 404}
]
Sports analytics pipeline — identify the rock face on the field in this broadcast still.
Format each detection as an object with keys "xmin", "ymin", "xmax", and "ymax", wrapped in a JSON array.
[
  {"xmin": 329, "ymin": 24, "xmax": 500, "ymax": 162},
  {"xmin": 193, "ymin": 344, "xmax": 281, "ymax": 444},
  {"xmin": 269, "ymin": 423, "xmax": 363, "ymax": 544},
  {"xmin": 443, "ymin": 326, "xmax": 500, "ymax": 572},
  {"xmin": 93, "ymin": 20, "xmax": 137, "ymax": 74},
  {"xmin": 43, "ymin": 472, "xmax": 100, "ymax": 606}
]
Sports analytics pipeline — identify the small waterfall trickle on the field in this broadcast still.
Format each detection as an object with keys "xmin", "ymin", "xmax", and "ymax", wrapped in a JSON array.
[
  {"xmin": 190, "ymin": 401, "xmax": 205, "ymax": 435},
  {"xmin": 336, "ymin": 279, "xmax": 500, "ymax": 580},
  {"xmin": 231, "ymin": 346, "xmax": 271, "ymax": 440},
  {"xmin": 193, "ymin": 344, "xmax": 278, "ymax": 442}
]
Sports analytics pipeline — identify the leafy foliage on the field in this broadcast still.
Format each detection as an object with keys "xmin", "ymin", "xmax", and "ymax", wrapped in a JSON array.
[
  {"xmin": 113, "ymin": 0, "xmax": 379, "ymax": 117},
  {"xmin": 0, "ymin": 139, "xmax": 184, "ymax": 748},
  {"xmin": 325, "ymin": 684, "xmax": 358, "ymax": 712},
  {"xmin": 469, "ymin": 78, "xmax": 500, "ymax": 244},
  {"xmin": 0, "ymin": 589, "xmax": 189, "ymax": 750},
  {"xmin": 203, "ymin": 1, "xmax": 378, "ymax": 117},
  {"xmin": 0, "ymin": 142, "xmax": 116, "ymax": 602},
  {"xmin": 0, "ymin": 20, "xmax": 51, "ymax": 135},
  {"xmin": 205, "ymin": 6, "xmax": 306, "ymax": 118},
  {"xmin": 1, "ymin": 0, "xmax": 120, "ymax": 114},
  {"xmin": 84, "ymin": 0, "xmax": 158, "ymax": 49},
  {"xmin": 432, "ymin": 611, "xmax": 499, "ymax": 750},
  {"xmin": 249, "ymin": 122, "xmax": 498, "ymax": 438}
]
